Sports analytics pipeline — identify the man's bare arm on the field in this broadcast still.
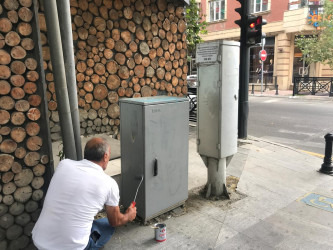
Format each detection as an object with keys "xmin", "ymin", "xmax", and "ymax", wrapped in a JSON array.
[{"xmin": 105, "ymin": 205, "xmax": 137, "ymax": 227}]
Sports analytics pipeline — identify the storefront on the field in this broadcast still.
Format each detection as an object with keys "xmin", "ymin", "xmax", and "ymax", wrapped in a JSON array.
[{"xmin": 249, "ymin": 37, "xmax": 275, "ymax": 84}]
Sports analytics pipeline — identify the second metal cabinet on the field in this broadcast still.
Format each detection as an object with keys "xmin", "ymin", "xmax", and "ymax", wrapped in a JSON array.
[{"xmin": 120, "ymin": 96, "xmax": 189, "ymax": 222}]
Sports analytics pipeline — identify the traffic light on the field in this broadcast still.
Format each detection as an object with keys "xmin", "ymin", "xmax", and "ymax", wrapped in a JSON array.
[
  {"xmin": 234, "ymin": 0, "xmax": 247, "ymax": 27},
  {"xmin": 246, "ymin": 16, "xmax": 267, "ymax": 45}
]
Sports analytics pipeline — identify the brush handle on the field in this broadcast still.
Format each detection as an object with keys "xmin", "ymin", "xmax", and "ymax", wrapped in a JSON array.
[{"xmin": 131, "ymin": 201, "xmax": 136, "ymax": 207}]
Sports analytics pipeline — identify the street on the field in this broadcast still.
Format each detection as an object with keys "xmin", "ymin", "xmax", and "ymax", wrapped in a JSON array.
[{"xmin": 248, "ymin": 96, "xmax": 333, "ymax": 156}]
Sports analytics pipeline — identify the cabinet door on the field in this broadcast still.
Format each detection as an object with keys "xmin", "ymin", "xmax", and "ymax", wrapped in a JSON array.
[
  {"xmin": 120, "ymin": 103, "xmax": 145, "ymax": 212},
  {"xmin": 144, "ymin": 101, "xmax": 188, "ymax": 219}
]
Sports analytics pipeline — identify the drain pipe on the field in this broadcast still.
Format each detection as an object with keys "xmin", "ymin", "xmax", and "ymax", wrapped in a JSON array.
[
  {"xmin": 57, "ymin": 0, "xmax": 83, "ymax": 160},
  {"xmin": 43, "ymin": 0, "xmax": 77, "ymax": 160}
]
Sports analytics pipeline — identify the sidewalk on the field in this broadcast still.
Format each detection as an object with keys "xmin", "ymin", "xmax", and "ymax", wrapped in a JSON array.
[{"xmin": 101, "ymin": 127, "xmax": 333, "ymax": 249}]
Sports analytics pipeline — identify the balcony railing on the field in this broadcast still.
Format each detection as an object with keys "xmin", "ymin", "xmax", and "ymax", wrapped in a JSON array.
[{"xmin": 288, "ymin": 0, "xmax": 324, "ymax": 10}]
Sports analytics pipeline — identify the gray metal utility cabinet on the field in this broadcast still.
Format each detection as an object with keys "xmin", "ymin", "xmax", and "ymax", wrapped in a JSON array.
[
  {"xmin": 196, "ymin": 40, "xmax": 239, "ymax": 196},
  {"xmin": 120, "ymin": 96, "xmax": 189, "ymax": 222}
]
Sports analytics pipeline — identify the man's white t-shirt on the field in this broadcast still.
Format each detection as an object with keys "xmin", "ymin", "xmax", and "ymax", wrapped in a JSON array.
[{"xmin": 32, "ymin": 159, "xmax": 119, "ymax": 250}]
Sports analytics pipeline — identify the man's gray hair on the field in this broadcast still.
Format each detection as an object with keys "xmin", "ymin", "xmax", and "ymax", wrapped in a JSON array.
[{"xmin": 84, "ymin": 138, "xmax": 110, "ymax": 162}]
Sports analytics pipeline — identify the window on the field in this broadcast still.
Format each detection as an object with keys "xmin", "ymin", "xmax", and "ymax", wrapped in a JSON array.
[
  {"xmin": 209, "ymin": 0, "xmax": 225, "ymax": 22},
  {"xmin": 250, "ymin": 0, "xmax": 268, "ymax": 13}
]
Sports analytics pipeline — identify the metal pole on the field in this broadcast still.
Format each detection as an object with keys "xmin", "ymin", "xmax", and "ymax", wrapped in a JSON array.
[
  {"xmin": 44, "ymin": 0, "xmax": 77, "ymax": 160},
  {"xmin": 261, "ymin": 41, "xmax": 264, "ymax": 94},
  {"xmin": 57, "ymin": 0, "xmax": 83, "ymax": 160},
  {"xmin": 319, "ymin": 133, "xmax": 333, "ymax": 175},
  {"xmin": 238, "ymin": 0, "xmax": 250, "ymax": 139}
]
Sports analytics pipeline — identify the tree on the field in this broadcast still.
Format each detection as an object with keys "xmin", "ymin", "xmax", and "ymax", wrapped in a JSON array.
[
  {"xmin": 185, "ymin": 0, "xmax": 208, "ymax": 58},
  {"xmin": 295, "ymin": 0, "xmax": 333, "ymax": 68}
]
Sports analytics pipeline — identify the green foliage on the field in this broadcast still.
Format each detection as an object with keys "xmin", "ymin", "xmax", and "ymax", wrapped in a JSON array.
[
  {"xmin": 295, "ymin": 0, "xmax": 333, "ymax": 68},
  {"xmin": 185, "ymin": 0, "xmax": 208, "ymax": 57}
]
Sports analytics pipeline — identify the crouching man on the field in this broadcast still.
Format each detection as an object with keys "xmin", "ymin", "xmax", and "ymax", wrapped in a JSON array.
[{"xmin": 32, "ymin": 137, "xmax": 136, "ymax": 249}]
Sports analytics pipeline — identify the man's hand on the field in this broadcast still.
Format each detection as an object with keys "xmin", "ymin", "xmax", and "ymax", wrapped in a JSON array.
[
  {"xmin": 126, "ymin": 206, "xmax": 137, "ymax": 222},
  {"xmin": 106, "ymin": 205, "xmax": 137, "ymax": 227}
]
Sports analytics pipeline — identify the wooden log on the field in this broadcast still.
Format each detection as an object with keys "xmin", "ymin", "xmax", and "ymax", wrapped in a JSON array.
[
  {"xmin": 99, "ymin": 5, "xmax": 108, "ymax": 19},
  {"xmin": 14, "ymin": 186, "xmax": 32, "ymax": 203},
  {"xmin": 98, "ymin": 108, "xmax": 107, "ymax": 118},
  {"xmin": 33, "ymin": 164, "xmax": 45, "ymax": 177},
  {"xmin": 93, "ymin": 84, "xmax": 108, "ymax": 100},
  {"xmin": 0, "ymin": 34, "xmax": 5, "ymax": 49},
  {"xmin": 134, "ymin": 53, "xmax": 142, "ymax": 64},
  {"xmin": 25, "ymin": 122, "xmax": 40, "ymax": 137},
  {"xmin": 11, "ymin": 87, "xmax": 25, "ymax": 100},
  {"xmin": 94, "ymin": 17, "xmax": 106, "ymax": 32},
  {"xmin": 0, "ymin": 127, "xmax": 11, "ymax": 136},
  {"xmin": 17, "ymin": 22, "xmax": 32, "ymax": 36},
  {"xmin": 27, "ymin": 108, "xmax": 41, "ymax": 121},
  {"xmin": 128, "ymin": 21, "xmax": 136, "ymax": 33},
  {"xmin": 15, "ymin": 147, "xmax": 26, "ymax": 159},
  {"xmin": 139, "ymin": 78, "xmax": 145, "ymax": 86},
  {"xmin": 0, "ymin": 97, "xmax": 14, "ymax": 111},
  {"xmin": 146, "ymin": 66, "xmax": 154, "ymax": 77},
  {"xmin": 24, "ymin": 58, "xmax": 37, "ymax": 71},
  {"xmin": 0, "ymin": 140, "xmax": 17, "ymax": 154},
  {"xmin": 0, "ymin": 213, "xmax": 14, "ymax": 229},
  {"xmin": 15, "ymin": 212, "xmax": 31, "ymax": 226},
  {"xmin": 103, "ymin": 48, "xmax": 113, "ymax": 59},
  {"xmin": 118, "ymin": 66, "xmax": 130, "ymax": 79},
  {"xmin": 107, "ymin": 104, "xmax": 120, "ymax": 119},
  {"xmin": 112, "ymin": 29, "xmax": 120, "ymax": 41},
  {"xmin": 0, "ymin": 50, "xmax": 11, "ymax": 65},
  {"xmin": 135, "ymin": 27, "xmax": 145, "ymax": 40},
  {"xmin": 24, "ymin": 152, "xmax": 40, "ymax": 167},
  {"xmin": 23, "ymin": 82, "xmax": 37, "ymax": 95},
  {"xmin": 115, "ymin": 53, "xmax": 126, "ymax": 65},
  {"xmin": 11, "ymin": 162, "xmax": 22, "ymax": 174},
  {"xmin": 11, "ymin": 112, "xmax": 25, "ymax": 125},
  {"xmin": 26, "ymin": 136, "xmax": 42, "ymax": 151},
  {"xmin": 85, "ymin": 93, "xmax": 93, "ymax": 103},
  {"xmin": 107, "ymin": 75, "xmax": 120, "ymax": 90},
  {"xmin": 11, "ymin": 60, "xmax": 26, "ymax": 75},
  {"xmin": 0, "ymin": 81, "xmax": 11, "ymax": 95},
  {"xmin": 28, "ymin": 95, "xmax": 41, "ymax": 107},
  {"xmin": 106, "ymin": 60, "xmax": 118, "ymax": 74},
  {"xmin": 91, "ymin": 100, "xmax": 101, "ymax": 110},
  {"xmin": 2, "ymin": 172, "xmax": 14, "ymax": 184},
  {"xmin": 121, "ymin": 30, "xmax": 132, "ymax": 44},
  {"xmin": 0, "ymin": 65, "xmax": 11, "ymax": 79},
  {"xmin": 140, "ymin": 42, "xmax": 149, "ymax": 55},
  {"xmin": 14, "ymin": 169, "xmax": 33, "ymax": 188},
  {"xmin": 141, "ymin": 86, "xmax": 152, "ymax": 97},
  {"xmin": 142, "ymin": 57, "xmax": 151, "ymax": 67},
  {"xmin": 3, "ymin": 195, "xmax": 14, "ymax": 206},
  {"xmin": 3, "ymin": 182, "xmax": 16, "ymax": 195},
  {"xmin": 0, "ymin": 18, "xmax": 13, "ymax": 33},
  {"xmin": 134, "ymin": 65, "xmax": 145, "ymax": 78},
  {"xmin": 156, "ymin": 67, "xmax": 165, "ymax": 80},
  {"xmin": 15, "ymin": 100, "xmax": 29, "ymax": 113},
  {"xmin": 124, "ymin": 7, "xmax": 133, "ymax": 19},
  {"xmin": 4, "ymin": 0, "xmax": 19, "ymax": 10},
  {"xmin": 133, "ymin": 12, "xmax": 143, "ymax": 25},
  {"xmin": 31, "ymin": 177, "xmax": 44, "ymax": 190},
  {"xmin": 18, "ymin": 7, "xmax": 33, "ymax": 22},
  {"xmin": 10, "ymin": 127, "xmax": 26, "ymax": 143},
  {"xmin": 94, "ymin": 62, "xmax": 106, "ymax": 75}
]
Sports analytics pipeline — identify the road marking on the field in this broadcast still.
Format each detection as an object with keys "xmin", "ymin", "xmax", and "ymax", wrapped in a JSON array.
[
  {"xmin": 263, "ymin": 99, "xmax": 278, "ymax": 103},
  {"xmin": 299, "ymin": 150, "xmax": 325, "ymax": 158},
  {"xmin": 298, "ymin": 193, "xmax": 333, "ymax": 213}
]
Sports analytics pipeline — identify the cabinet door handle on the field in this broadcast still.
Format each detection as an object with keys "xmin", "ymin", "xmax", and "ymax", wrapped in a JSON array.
[{"xmin": 153, "ymin": 158, "xmax": 158, "ymax": 176}]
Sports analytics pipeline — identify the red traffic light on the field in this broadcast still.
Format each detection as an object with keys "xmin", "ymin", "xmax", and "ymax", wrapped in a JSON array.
[{"xmin": 249, "ymin": 22, "xmax": 255, "ymax": 29}]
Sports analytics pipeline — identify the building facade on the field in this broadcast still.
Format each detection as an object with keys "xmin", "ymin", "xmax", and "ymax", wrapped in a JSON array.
[{"xmin": 200, "ymin": 0, "xmax": 332, "ymax": 90}]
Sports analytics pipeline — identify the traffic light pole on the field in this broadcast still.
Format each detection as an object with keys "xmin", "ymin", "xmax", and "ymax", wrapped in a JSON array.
[{"xmin": 238, "ymin": 36, "xmax": 250, "ymax": 139}]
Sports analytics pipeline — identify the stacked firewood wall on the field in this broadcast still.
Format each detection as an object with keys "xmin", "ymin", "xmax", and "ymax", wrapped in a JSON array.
[
  {"xmin": 0, "ymin": 0, "xmax": 52, "ymax": 249},
  {"xmin": 40, "ymin": 0, "xmax": 188, "ymax": 141}
]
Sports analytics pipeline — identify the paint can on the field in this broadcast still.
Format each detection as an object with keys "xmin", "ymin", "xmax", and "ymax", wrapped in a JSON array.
[{"xmin": 154, "ymin": 223, "xmax": 166, "ymax": 242}]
